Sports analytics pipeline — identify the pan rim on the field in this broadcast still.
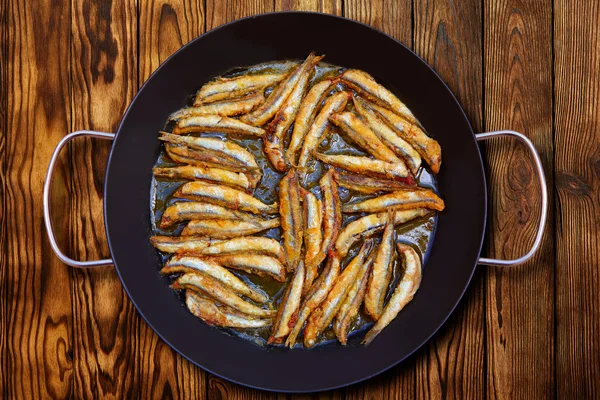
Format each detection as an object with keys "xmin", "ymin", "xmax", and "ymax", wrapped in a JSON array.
[{"xmin": 103, "ymin": 11, "xmax": 488, "ymax": 393}]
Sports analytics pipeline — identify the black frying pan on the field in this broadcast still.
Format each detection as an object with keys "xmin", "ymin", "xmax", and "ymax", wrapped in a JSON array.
[{"xmin": 43, "ymin": 12, "xmax": 547, "ymax": 393}]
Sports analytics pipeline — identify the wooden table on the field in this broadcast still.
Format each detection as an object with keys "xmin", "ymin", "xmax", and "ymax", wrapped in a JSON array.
[{"xmin": 2, "ymin": 0, "xmax": 598, "ymax": 398}]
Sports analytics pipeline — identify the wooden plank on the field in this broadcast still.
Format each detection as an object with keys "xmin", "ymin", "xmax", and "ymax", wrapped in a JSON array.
[
  {"xmin": 1, "ymin": 0, "xmax": 74, "ymax": 397},
  {"xmin": 69, "ymin": 0, "xmax": 138, "ymax": 397},
  {"xmin": 274, "ymin": 0, "xmax": 341, "ymax": 14},
  {"xmin": 204, "ymin": 0, "xmax": 276, "ymax": 397},
  {"xmin": 412, "ymin": 1, "xmax": 486, "ymax": 398},
  {"xmin": 137, "ymin": 1, "xmax": 207, "ymax": 399},
  {"xmin": 555, "ymin": 0, "xmax": 600, "ymax": 397},
  {"xmin": 343, "ymin": 0, "xmax": 415, "ymax": 399},
  {"xmin": 483, "ymin": 0, "xmax": 555, "ymax": 398},
  {"xmin": 0, "ymin": 0, "xmax": 7, "ymax": 392}
]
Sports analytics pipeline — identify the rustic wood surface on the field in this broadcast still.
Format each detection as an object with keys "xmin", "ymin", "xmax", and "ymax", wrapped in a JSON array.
[{"xmin": 1, "ymin": 0, "xmax": 598, "ymax": 398}]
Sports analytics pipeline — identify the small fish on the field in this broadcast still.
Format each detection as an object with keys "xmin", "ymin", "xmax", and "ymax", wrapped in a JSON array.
[
  {"xmin": 362, "ymin": 243, "xmax": 422, "ymax": 345},
  {"xmin": 194, "ymin": 72, "xmax": 289, "ymax": 105},
  {"xmin": 335, "ymin": 208, "xmax": 428, "ymax": 258},
  {"xmin": 279, "ymin": 170, "xmax": 303, "ymax": 271},
  {"xmin": 364, "ymin": 212, "xmax": 396, "ymax": 320},
  {"xmin": 172, "ymin": 273, "xmax": 276, "ymax": 318},
  {"xmin": 303, "ymin": 240, "xmax": 374, "ymax": 348},
  {"xmin": 150, "ymin": 236, "xmax": 285, "ymax": 262},
  {"xmin": 319, "ymin": 168, "xmax": 342, "ymax": 262},
  {"xmin": 263, "ymin": 54, "xmax": 320, "ymax": 171},
  {"xmin": 162, "ymin": 255, "xmax": 268, "ymax": 303},
  {"xmin": 353, "ymin": 97, "xmax": 422, "ymax": 174},
  {"xmin": 207, "ymin": 254, "xmax": 287, "ymax": 282},
  {"xmin": 153, "ymin": 165, "xmax": 252, "ymax": 191},
  {"xmin": 165, "ymin": 144, "xmax": 252, "ymax": 173},
  {"xmin": 301, "ymin": 188, "xmax": 323, "ymax": 295},
  {"xmin": 367, "ymin": 101, "xmax": 442, "ymax": 173},
  {"xmin": 181, "ymin": 217, "xmax": 280, "ymax": 238},
  {"xmin": 185, "ymin": 291, "xmax": 272, "ymax": 328},
  {"xmin": 170, "ymin": 92, "xmax": 264, "ymax": 119},
  {"xmin": 159, "ymin": 202, "xmax": 254, "ymax": 228},
  {"xmin": 340, "ymin": 69, "xmax": 419, "ymax": 126},
  {"xmin": 268, "ymin": 261, "xmax": 305, "ymax": 344},
  {"xmin": 176, "ymin": 181, "xmax": 278, "ymax": 215},
  {"xmin": 241, "ymin": 53, "xmax": 324, "ymax": 127},
  {"xmin": 329, "ymin": 112, "xmax": 401, "ymax": 163},
  {"xmin": 314, "ymin": 153, "xmax": 412, "ymax": 183},
  {"xmin": 297, "ymin": 91, "xmax": 351, "ymax": 168},
  {"xmin": 341, "ymin": 189, "xmax": 445, "ymax": 214},
  {"xmin": 333, "ymin": 169, "xmax": 414, "ymax": 194},
  {"xmin": 286, "ymin": 79, "xmax": 336, "ymax": 165},
  {"xmin": 333, "ymin": 252, "xmax": 374, "ymax": 345},
  {"xmin": 171, "ymin": 115, "xmax": 265, "ymax": 137},
  {"xmin": 285, "ymin": 254, "xmax": 341, "ymax": 348}
]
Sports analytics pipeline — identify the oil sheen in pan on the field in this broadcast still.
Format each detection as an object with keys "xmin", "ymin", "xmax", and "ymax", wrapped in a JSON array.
[{"xmin": 149, "ymin": 60, "xmax": 439, "ymax": 347}]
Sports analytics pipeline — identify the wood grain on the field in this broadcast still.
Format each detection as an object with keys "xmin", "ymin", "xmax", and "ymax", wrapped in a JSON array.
[
  {"xmin": 555, "ymin": 0, "xmax": 600, "ymax": 397},
  {"xmin": 137, "ymin": 1, "xmax": 207, "ymax": 399},
  {"xmin": 343, "ymin": 1, "xmax": 415, "ymax": 399},
  {"xmin": 0, "ymin": 0, "xmax": 7, "ymax": 392},
  {"xmin": 413, "ymin": 0, "xmax": 486, "ymax": 398},
  {"xmin": 69, "ymin": 0, "xmax": 138, "ymax": 397},
  {"xmin": 275, "ymin": 0, "xmax": 341, "ymax": 14},
  {"xmin": 484, "ymin": 0, "xmax": 555, "ymax": 398},
  {"xmin": 1, "ymin": 0, "xmax": 74, "ymax": 397}
]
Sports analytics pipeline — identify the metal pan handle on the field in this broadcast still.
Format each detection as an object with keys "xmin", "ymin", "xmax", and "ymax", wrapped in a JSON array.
[
  {"xmin": 475, "ymin": 130, "xmax": 548, "ymax": 267},
  {"xmin": 43, "ymin": 130, "xmax": 115, "ymax": 268}
]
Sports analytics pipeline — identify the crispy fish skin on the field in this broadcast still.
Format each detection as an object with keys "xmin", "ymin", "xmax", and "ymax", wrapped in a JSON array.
[
  {"xmin": 319, "ymin": 168, "xmax": 342, "ymax": 262},
  {"xmin": 285, "ymin": 254, "xmax": 341, "ymax": 348},
  {"xmin": 150, "ymin": 236, "xmax": 285, "ymax": 262},
  {"xmin": 303, "ymin": 240, "xmax": 374, "ymax": 348},
  {"xmin": 368, "ymin": 101, "xmax": 442, "ymax": 173},
  {"xmin": 279, "ymin": 170, "xmax": 303, "ymax": 271},
  {"xmin": 159, "ymin": 202, "xmax": 252, "ymax": 228},
  {"xmin": 329, "ymin": 112, "xmax": 401, "ymax": 163},
  {"xmin": 334, "ymin": 253, "xmax": 374, "ymax": 345},
  {"xmin": 263, "ymin": 55, "xmax": 320, "ymax": 171},
  {"xmin": 162, "ymin": 255, "xmax": 268, "ymax": 304},
  {"xmin": 342, "ymin": 189, "xmax": 445, "ymax": 214},
  {"xmin": 160, "ymin": 132, "xmax": 259, "ymax": 171},
  {"xmin": 364, "ymin": 213, "xmax": 396, "ymax": 321},
  {"xmin": 153, "ymin": 165, "xmax": 251, "ymax": 191},
  {"xmin": 171, "ymin": 92, "xmax": 264, "ymax": 120},
  {"xmin": 171, "ymin": 115, "xmax": 265, "ymax": 137},
  {"xmin": 176, "ymin": 181, "xmax": 278, "ymax": 215},
  {"xmin": 165, "ymin": 144, "xmax": 251, "ymax": 173},
  {"xmin": 268, "ymin": 261, "xmax": 305, "ymax": 344},
  {"xmin": 181, "ymin": 217, "xmax": 280, "ymax": 238},
  {"xmin": 353, "ymin": 97, "xmax": 422, "ymax": 174},
  {"xmin": 208, "ymin": 254, "xmax": 287, "ymax": 282},
  {"xmin": 340, "ymin": 69, "xmax": 418, "ymax": 126},
  {"xmin": 301, "ymin": 188, "xmax": 323, "ymax": 295},
  {"xmin": 286, "ymin": 79, "xmax": 336, "ymax": 165},
  {"xmin": 314, "ymin": 153, "xmax": 413, "ymax": 183},
  {"xmin": 172, "ymin": 273, "xmax": 276, "ymax": 318},
  {"xmin": 241, "ymin": 53, "xmax": 324, "ymax": 127},
  {"xmin": 363, "ymin": 243, "xmax": 422, "ymax": 345},
  {"xmin": 194, "ymin": 73, "xmax": 288, "ymax": 105},
  {"xmin": 333, "ymin": 169, "xmax": 414, "ymax": 194},
  {"xmin": 186, "ymin": 291, "xmax": 272, "ymax": 328},
  {"xmin": 335, "ymin": 208, "xmax": 428, "ymax": 258},
  {"xmin": 297, "ymin": 91, "xmax": 351, "ymax": 168}
]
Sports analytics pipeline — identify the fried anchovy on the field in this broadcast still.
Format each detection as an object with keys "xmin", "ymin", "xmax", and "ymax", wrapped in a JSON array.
[
  {"xmin": 176, "ymin": 181, "xmax": 278, "ymax": 214},
  {"xmin": 303, "ymin": 240, "xmax": 374, "ymax": 348},
  {"xmin": 181, "ymin": 217, "xmax": 280, "ymax": 238},
  {"xmin": 279, "ymin": 170, "xmax": 303, "ymax": 271},
  {"xmin": 329, "ymin": 112, "xmax": 401, "ymax": 163},
  {"xmin": 194, "ymin": 72, "xmax": 289, "ymax": 105},
  {"xmin": 342, "ymin": 188, "xmax": 445, "ymax": 214},
  {"xmin": 208, "ymin": 254, "xmax": 287, "ymax": 282},
  {"xmin": 162, "ymin": 255, "xmax": 268, "ymax": 303},
  {"xmin": 333, "ymin": 169, "xmax": 414, "ymax": 194},
  {"xmin": 301, "ymin": 188, "xmax": 323, "ymax": 295},
  {"xmin": 268, "ymin": 261, "xmax": 305, "ymax": 344},
  {"xmin": 186, "ymin": 291, "xmax": 272, "ymax": 328},
  {"xmin": 314, "ymin": 153, "xmax": 412, "ymax": 183},
  {"xmin": 159, "ymin": 202, "xmax": 254, "ymax": 228},
  {"xmin": 171, "ymin": 115, "xmax": 265, "ymax": 137},
  {"xmin": 172, "ymin": 273, "xmax": 276, "ymax": 318},
  {"xmin": 353, "ymin": 97, "xmax": 422, "ymax": 174},
  {"xmin": 171, "ymin": 92, "xmax": 264, "ymax": 120},
  {"xmin": 335, "ymin": 208, "xmax": 428, "ymax": 258},
  {"xmin": 319, "ymin": 168, "xmax": 342, "ymax": 260},
  {"xmin": 153, "ymin": 165, "xmax": 252, "ymax": 191},
  {"xmin": 363, "ymin": 243, "xmax": 422, "ymax": 345}
]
